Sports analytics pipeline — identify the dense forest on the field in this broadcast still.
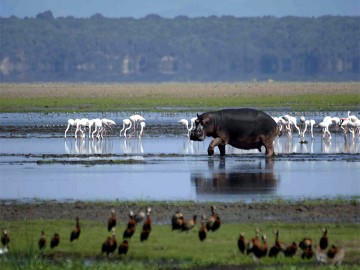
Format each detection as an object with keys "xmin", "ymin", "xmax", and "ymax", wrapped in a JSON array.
[{"xmin": 0, "ymin": 11, "xmax": 359, "ymax": 82}]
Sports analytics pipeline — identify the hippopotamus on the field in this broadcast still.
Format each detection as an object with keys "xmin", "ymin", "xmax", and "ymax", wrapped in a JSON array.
[{"xmin": 190, "ymin": 108, "xmax": 278, "ymax": 157}]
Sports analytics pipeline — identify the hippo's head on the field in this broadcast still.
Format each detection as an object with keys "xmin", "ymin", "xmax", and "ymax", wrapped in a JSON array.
[{"xmin": 190, "ymin": 113, "xmax": 213, "ymax": 141}]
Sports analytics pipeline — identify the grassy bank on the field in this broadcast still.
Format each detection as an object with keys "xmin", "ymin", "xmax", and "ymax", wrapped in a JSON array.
[
  {"xmin": 1, "ymin": 220, "xmax": 359, "ymax": 269},
  {"xmin": 0, "ymin": 82, "xmax": 359, "ymax": 112}
]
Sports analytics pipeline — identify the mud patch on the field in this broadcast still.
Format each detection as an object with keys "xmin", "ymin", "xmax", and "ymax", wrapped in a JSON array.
[{"xmin": 1, "ymin": 200, "xmax": 359, "ymax": 224}]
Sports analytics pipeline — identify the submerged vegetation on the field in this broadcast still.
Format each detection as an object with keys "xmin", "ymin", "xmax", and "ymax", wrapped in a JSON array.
[
  {"xmin": 0, "ymin": 82, "xmax": 359, "ymax": 112},
  {"xmin": 0, "ymin": 220, "xmax": 359, "ymax": 269}
]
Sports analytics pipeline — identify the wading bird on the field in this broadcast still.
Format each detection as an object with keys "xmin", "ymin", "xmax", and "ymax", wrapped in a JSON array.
[
  {"xmin": 38, "ymin": 231, "xmax": 46, "ymax": 250},
  {"xmin": 64, "ymin": 119, "xmax": 76, "ymax": 139},
  {"xmin": 247, "ymin": 229, "xmax": 261, "ymax": 255},
  {"xmin": 77, "ymin": 118, "xmax": 89, "ymax": 139},
  {"xmin": 64, "ymin": 118, "xmax": 83, "ymax": 139},
  {"xmin": 120, "ymin": 119, "xmax": 132, "ymax": 138},
  {"xmin": 87, "ymin": 119, "xmax": 95, "ymax": 139},
  {"xmin": 198, "ymin": 216, "xmax": 207, "ymax": 242},
  {"xmin": 92, "ymin": 118, "xmax": 103, "ymax": 140},
  {"xmin": 108, "ymin": 208, "xmax": 117, "ymax": 232},
  {"xmin": 140, "ymin": 207, "xmax": 152, "ymax": 242},
  {"xmin": 102, "ymin": 228, "xmax": 117, "ymax": 257},
  {"xmin": 118, "ymin": 240, "xmax": 129, "ymax": 256},
  {"xmin": 139, "ymin": 121, "xmax": 146, "ymax": 139},
  {"xmin": 319, "ymin": 228, "xmax": 328, "ymax": 250},
  {"xmin": 300, "ymin": 116, "xmax": 316, "ymax": 140},
  {"xmin": 130, "ymin": 114, "xmax": 145, "ymax": 135},
  {"xmin": 238, "ymin": 233, "xmax": 246, "ymax": 254},
  {"xmin": 101, "ymin": 118, "xmax": 116, "ymax": 137},
  {"xmin": 283, "ymin": 241, "xmax": 298, "ymax": 257},
  {"xmin": 171, "ymin": 210, "xmax": 184, "ymax": 231},
  {"xmin": 325, "ymin": 245, "xmax": 345, "ymax": 265},
  {"xmin": 281, "ymin": 115, "xmax": 301, "ymax": 137},
  {"xmin": 50, "ymin": 233, "xmax": 60, "ymax": 249},
  {"xmin": 299, "ymin": 237, "xmax": 314, "ymax": 259},
  {"xmin": 317, "ymin": 120, "xmax": 332, "ymax": 139},
  {"xmin": 123, "ymin": 211, "xmax": 136, "ymax": 239},
  {"xmin": 268, "ymin": 229, "xmax": 284, "ymax": 258},
  {"xmin": 348, "ymin": 111, "xmax": 359, "ymax": 122},
  {"xmin": 70, "ymin": 216, "xmax": 81, "ymax": 242},
  {"xmin": 178, "ymin": 117, "xmax": 197, "ymax": 137},
  {"xmin": 181, "ymin": 215, "xmax": 197, "ymax": 233},
  {"xmin": 1, "ymin": 230, "xmax": 10, "ymax": 249},
  {"xmin": 250, "ymin": 235, "xmax": 268, "ymax": 261},
  {"xmin": 108, "ymin": 228, "xmax": 117, "ymax": 255},
  {"xmin": 206, "ymin": 205, "xmax": 221, "ymax": 232},
  {"xmin": 102, "ymin": 236, "xmax": 112, "ymax": 256}
]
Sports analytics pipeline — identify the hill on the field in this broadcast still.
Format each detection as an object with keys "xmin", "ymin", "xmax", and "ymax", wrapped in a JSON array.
[{"xmin": 1, "ymin": 12, "xmax": 359, "ymax": 82}]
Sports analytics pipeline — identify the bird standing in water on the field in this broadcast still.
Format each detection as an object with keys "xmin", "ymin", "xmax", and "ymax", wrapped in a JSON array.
[{"xmin": 178, "ymin": 117, "xmax": 196, "ymax": 137}]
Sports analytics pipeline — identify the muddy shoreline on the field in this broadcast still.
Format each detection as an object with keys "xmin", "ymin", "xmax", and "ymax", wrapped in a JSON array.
[{"xmin": 1, "ymin": 200, "xmax": 359, "ymax": 224}]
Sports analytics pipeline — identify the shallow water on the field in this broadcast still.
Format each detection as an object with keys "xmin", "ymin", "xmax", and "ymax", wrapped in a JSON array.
[
  {"xmin": 0, "ymin": 134, "xmax": 359, "ymax": 155},
  {"xmin": 0, "ymin": 136, "xmax": 359, "ymax": 202},
  {"xmin": 0, "ymin": 112, "xmax": 359, "ymax": 202}
]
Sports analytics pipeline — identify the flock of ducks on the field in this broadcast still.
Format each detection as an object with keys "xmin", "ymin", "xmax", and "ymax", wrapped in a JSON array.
[
  {"xmin": 64, "ymin": 114, "xmax": 146, "ymax": 140},
  {"xmin": 0, "ymin": 206, "xmax": 345, "ymax": 266},
  {"xmin": 237, "ymin": 227, "xmax": 344, "ymax": 265},
  {"xmin": 0, "ymin": 207, "xmax": 152, "ymax": 257}
]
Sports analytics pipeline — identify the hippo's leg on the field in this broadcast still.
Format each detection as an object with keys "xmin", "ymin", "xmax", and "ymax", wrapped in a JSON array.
[
  {"xmin": 265, "ymin": 145, "xmax": 275, "ymax": 158},
  {"xmin": 208, "ymin": 137, "xmax": 224, "ymax": 156},
  {"xmin": 261, "ymin": 135, "xmax": 276, "ymax": 158},
  {"xmin": 218, "ymin": 144, "xmax": 226, "ymax": 157}
]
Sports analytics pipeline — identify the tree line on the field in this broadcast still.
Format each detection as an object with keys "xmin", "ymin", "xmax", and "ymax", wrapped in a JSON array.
[{"xmin": 0, "ymin": 11, "xmax": 359, "ymax": 82}]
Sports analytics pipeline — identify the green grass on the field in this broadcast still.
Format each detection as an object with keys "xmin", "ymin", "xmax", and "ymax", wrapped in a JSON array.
[
  {"xmin": 0, "ymin": 94, "xmax": 359, "ymax": 112},
  {"xmin": 1, "ymin": 82, "xmax": 359, "ymax": 112},
  {"xmin": 1, "ymin": 220, "xmax": 359, "ymax": 269}
]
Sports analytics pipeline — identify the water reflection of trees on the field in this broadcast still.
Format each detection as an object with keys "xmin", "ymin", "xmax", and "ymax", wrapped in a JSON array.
[{"xmin": 191, "ymin": 159, "xmax": 277, "ymax": 195}]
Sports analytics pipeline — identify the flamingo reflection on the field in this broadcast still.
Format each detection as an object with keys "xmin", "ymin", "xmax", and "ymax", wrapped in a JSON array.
[
  {"xmin": 120, "ymin": 138, "xmax": 144, "ymax": 154},
  {"xmin": 64, "ymin": 138, "xmax": 113, "ymax": 154}
]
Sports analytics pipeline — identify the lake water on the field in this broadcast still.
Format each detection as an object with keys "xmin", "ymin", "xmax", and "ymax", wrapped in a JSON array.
[{"xmin": 0, "ymin": 112, "xmax": 359, "ymax": 202}]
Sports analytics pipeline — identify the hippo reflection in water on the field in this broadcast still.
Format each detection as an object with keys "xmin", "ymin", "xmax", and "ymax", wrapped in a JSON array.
[
  {"xmin": 191, "ymin": 159, "xmax": 277, "ymax": 195},
  {"xmin": 190, "ymin": 108, "xmax": 278, "ymax": 157}
]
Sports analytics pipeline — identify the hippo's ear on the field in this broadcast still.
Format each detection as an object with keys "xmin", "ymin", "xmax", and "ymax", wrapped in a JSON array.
[{"xmin": 197, "ymin": 113, "xmax": 199, "ymax": 118}]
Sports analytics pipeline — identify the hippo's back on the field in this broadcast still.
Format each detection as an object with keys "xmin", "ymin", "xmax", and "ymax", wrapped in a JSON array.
[{"xmin": 217, "ymin": 108, "xmax": 276, "ymax": 136}]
